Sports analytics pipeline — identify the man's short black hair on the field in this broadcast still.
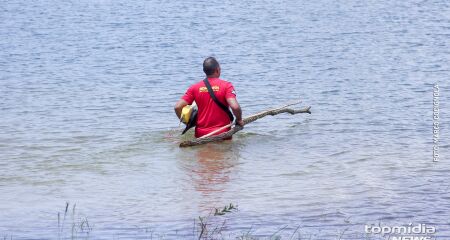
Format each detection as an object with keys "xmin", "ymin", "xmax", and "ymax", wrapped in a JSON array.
[{"xmin": 203, "ymin": 57, "xmax": 220, "ymax": 75}]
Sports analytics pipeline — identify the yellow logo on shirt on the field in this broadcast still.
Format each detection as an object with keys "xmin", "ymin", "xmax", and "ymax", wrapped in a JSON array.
[{"xmin": 199, "ymin": 86, "xmax": 220, "ymax": 92}]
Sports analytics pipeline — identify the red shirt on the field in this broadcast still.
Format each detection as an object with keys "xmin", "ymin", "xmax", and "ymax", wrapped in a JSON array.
[{"xmin": 182, "ymin": 78, "xmax": 236, "ymax": 138}]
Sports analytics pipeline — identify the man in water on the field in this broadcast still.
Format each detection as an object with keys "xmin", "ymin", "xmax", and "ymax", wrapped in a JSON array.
[{"xmin": 174, "ymin": 57, "xmax": 244, "ymax": 138}]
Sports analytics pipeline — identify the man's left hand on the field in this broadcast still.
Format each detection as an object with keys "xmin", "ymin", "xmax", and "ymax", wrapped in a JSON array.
[{"xmin": 236, "ymin": 119, "xmax": 244, "ymax": 127}]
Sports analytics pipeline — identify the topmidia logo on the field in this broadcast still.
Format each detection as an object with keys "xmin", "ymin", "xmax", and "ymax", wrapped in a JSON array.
[{"xmin": 365, "ymin": 223, "xmax": 436, "ymax": 240}]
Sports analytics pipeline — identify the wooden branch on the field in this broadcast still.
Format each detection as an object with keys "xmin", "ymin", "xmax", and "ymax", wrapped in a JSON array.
[
  {"xmin": 199, "ymin": 122, "xmax": 234, "ymax": 139},
  {"xmin": 179, "ymin": 105, "xmax": 311, "ymax": 147}
]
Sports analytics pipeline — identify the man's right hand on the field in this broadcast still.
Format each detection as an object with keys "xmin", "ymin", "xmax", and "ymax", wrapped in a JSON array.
[{"xmin": 174, "ymin": 99, "xmax": 189, "ymax": 119}]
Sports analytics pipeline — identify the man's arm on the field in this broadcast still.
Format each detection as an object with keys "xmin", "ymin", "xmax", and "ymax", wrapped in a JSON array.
[
  {"xmin": 226, "ymin": 98, "xmax": 244, "ymax": 126},
  {"xmin": 174, "ymin": 99, "xmax": 189, "ymax": 119}
]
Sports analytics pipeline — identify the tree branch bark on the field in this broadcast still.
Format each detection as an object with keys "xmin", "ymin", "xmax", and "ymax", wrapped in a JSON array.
[{"xmin": 179, "ymin": 105, "xmax": 311, "ymax": 147}]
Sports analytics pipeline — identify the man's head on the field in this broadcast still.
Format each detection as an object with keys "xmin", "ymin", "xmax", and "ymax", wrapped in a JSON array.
[{"xmin": 203, "ymin": 57, "xmax": 220, "ymax": 77}]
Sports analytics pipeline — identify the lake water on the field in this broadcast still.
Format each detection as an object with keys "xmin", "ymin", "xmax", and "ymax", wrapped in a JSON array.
[{"xmin": 1, "ymin": 0, "xmax": 449, "ymax": 239}]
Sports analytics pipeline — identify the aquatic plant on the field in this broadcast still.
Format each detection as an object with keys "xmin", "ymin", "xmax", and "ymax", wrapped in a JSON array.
[
  {"xmin": 57, "ymin": 202, "xmax": 91, "ymax": 240},
  {"xmin": 214, "ymin": 203, "xmax": 238, "ymax": 216},
  {"xmin": 197, "ymin": 203, "xmax": 238, "ymax": 240}
]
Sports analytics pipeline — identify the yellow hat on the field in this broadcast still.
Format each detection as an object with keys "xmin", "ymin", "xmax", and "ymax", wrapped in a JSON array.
[
  {"xmin": 180, "ymin": 105, "xmax": 193, "ymax": 124},
  {"xmin": 181, "ymin": 103, "xmax": 198, "ymax": 135}
]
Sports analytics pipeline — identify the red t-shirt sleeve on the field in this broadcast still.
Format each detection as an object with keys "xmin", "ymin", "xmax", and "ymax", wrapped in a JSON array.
[
  {"xmin": 181, "ymin": 85, "xmax": 195, "ymax": 104},
  {"xmin": 225, "ymin": 82, "xmax": 237, "ymax": 99}
]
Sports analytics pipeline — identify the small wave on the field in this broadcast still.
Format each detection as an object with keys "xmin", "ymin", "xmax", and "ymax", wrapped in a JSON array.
[{"xmin": 328, "ymin": 150, "xmax": 351, "ymax": 157}]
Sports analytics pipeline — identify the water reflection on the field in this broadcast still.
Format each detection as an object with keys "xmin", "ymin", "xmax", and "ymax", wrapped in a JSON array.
[{"xmin": 178, "ymin": 142, "xmax": 240, "ymax": 210}]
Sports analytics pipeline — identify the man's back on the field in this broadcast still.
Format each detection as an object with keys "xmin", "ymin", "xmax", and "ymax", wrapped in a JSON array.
[{"xmin": 182, "ymin": 77, "xmax": 236, "ymax": 137}]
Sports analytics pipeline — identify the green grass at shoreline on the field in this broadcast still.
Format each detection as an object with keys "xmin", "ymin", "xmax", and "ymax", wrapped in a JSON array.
[{"xmin": 2, "ymin": 202, "xmax": 380, "ymax": 240}]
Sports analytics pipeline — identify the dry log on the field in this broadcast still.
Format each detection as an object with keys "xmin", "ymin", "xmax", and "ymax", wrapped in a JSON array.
[{"xmin": 179, "ymin": 103, "xmax": 311, "ymax": 147}]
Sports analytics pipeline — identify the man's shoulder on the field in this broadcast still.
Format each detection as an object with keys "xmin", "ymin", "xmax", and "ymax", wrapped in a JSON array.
[
  {"xmin": 217, "ymin": 78, "xmax": 233, "ymax": 86},
  {"xmin": 189, "ymin": 80, "xmax": 205, "ymax": 88},
  {"xmin": 190, "ymin": 78, "xmax": 232, "ymax": 88}
]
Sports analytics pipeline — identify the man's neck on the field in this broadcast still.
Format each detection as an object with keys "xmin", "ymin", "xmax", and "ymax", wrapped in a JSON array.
[{"xmin": 206, "ymin": 74, "xmax": 219, "ymax": 79}]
